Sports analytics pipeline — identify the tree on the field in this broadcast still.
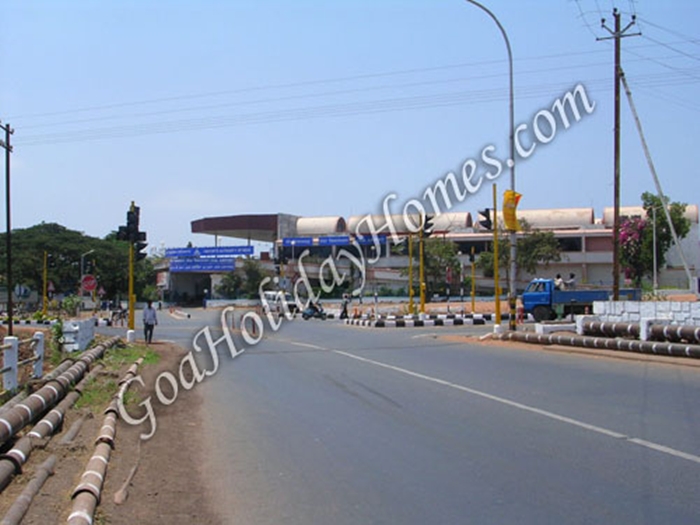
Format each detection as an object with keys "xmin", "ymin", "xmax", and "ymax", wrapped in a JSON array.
[
  {"xmin": 477, "ymin": 220, "xmax": 561, "ymax": 279},
  {"xmin": 423, "ymin": 238, "xmax": 461, "ymax": 296},
  {"xmin": 0, "ymin": 222, "xmax": 155, "ymax": 304},
  {"xmin": 215, "ymin": 272, "xmax": 243, "ymax": 298},
  {"xmin": 241, "ymin": 259, "xmax": 270, "ymax": 299},
  {"xmin": 620, "ymin": 192, "xmax": 690, "ymax": 286}
]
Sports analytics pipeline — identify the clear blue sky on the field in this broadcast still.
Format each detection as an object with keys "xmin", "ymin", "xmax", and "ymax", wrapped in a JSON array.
[{"xmin": 2, "ymin": 1, "xmax": 698, "ymax": 252}]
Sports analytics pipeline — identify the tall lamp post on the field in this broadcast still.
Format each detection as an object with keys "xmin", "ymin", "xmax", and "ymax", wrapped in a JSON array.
[{"xmin": 465, "ymin": 0, "xmax": 517, "ymax": 330}]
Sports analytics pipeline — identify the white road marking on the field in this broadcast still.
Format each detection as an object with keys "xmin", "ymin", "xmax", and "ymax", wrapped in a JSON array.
[
  {"xmin": 332, "ymin": 349, "xmax": 700, "ymax": 465},
  {"xmin": 289, "ymin": 341, "xmax": 327, "ymax": 351}
]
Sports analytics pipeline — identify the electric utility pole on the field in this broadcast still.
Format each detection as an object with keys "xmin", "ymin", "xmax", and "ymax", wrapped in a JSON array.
[
  {"xmin": 598, "ymin": 9, "xmax": 640, "ymax": 300},
  {"xmin": 0, "ymin": 122, "xmax": 14, "ymax": 335}
]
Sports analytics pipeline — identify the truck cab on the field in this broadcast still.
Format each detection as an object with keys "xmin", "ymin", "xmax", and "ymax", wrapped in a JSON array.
[{"xmin": 522, "ymin": 279, "xmax": 558, "ymax": 321}]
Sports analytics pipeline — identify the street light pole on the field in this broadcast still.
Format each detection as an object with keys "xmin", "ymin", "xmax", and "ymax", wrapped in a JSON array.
[
  {"xmin": 465, "ymin": 0, "xmax": 517, "ymax": 330},
  {"xmin": 652, "ymin": 206, "xmax": 658, "ymax": 295}
]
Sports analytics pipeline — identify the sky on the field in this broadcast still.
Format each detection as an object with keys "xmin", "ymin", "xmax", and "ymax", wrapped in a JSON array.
[{"xmin": 1, "ymin": 0, "xmax": 699, "ymax": 254}]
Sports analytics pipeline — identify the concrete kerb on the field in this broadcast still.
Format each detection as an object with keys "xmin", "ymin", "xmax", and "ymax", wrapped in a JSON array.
[{"xmin": 344, "ymin": 316, "xmax": 487, "ymax": 328}]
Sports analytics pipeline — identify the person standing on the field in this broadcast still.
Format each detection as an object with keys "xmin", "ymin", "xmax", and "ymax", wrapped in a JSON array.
[{"xmin": 143, "ymin": 300, "xmax": 158, "ymax": 344}]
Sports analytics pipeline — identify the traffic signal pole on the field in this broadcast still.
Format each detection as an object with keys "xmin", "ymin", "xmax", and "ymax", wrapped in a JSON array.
[
  {"xmin": 493, "ymin": 184, "xmax": 501, "ymax": 325},
  {"xmin": 42, "ymin": 251, "xmax": 48, "ymax": 316},
  {"xmin": 419, "ymin": 231, "xmax": 425, "ymax": 314},
  {"xmin": 128, "ymin": 239, "xmax": 135, "ymax": 330},
  {"xmin": 408, "ymin": 235, "xmax": 415, "ymax": 314}
]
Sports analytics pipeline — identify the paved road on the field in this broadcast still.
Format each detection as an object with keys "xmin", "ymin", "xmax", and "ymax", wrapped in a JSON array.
[{"xmin": 106, "ymin": 308, "xmax": 700, "ymax": 524}]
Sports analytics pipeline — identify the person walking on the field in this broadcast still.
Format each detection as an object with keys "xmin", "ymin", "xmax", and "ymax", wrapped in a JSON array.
[{"xmin": 143, "ymin": 300, "xmax": 158, "ymax": 344}]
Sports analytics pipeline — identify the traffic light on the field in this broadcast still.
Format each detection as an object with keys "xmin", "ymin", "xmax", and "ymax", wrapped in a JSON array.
[
  {"xmin": 135, "ymin": 241, "xmax": 148, "ymax": 261},
  {"xmin": 478, "ymin": 208, "xmax": 492, "ymax": 230},
  {"xmin": 117, "ymin": 226, "xmax": 129, "ymax": 241},
  {"xmin": 126, "ymin": 207, "xmax": 140, "ymax": 240},
  {"xmin": 422, "ymin": 214, "xmax": 434, "ymax": 237}
]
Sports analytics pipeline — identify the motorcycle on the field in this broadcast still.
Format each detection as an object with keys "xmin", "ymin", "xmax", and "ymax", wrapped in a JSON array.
[{"xmin": 301, "ymin": 302, "xmax": 327, "ymax": 320}]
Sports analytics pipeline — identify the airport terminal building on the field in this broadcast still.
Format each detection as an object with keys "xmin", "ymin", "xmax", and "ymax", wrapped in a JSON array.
[{"xmin": 156, "ymin": 205, "xmax": 700, "ymax": 302}]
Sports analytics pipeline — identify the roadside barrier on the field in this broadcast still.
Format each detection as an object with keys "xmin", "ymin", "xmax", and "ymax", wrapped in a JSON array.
[{"xmin": 1, "ymin": 333, "xmax": 44, "ymax": 394}]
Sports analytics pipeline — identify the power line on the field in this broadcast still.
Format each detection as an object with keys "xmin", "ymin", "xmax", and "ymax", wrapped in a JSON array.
[
  {"xmin": 636, "ymin": 16, "xmax": 700, "ymax": 48},
  {"xmin": 12, "ymin": 47, "xmax": 692, "ymax": 132},
  {"xmin": 15, "ymin": 67, "xmax": 700, "ymax": 147},
  {"xmin": 641, "ymin": 34, "xmax": 700, "ymax": 63}
]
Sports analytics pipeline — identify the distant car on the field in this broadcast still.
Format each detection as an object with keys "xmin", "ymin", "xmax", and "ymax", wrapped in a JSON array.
[{"xmin": 262, "ymin": 291, "xmax": 299, "ymax": 315}]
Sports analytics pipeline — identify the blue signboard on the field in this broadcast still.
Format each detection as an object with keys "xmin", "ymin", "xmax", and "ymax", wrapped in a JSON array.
[
  {"xmin": 170, "ymin": 259, "xmax": 236, "ymax": 273},
  {"xmin": 282, "ymin": 237, "xmax": 314, "ymax": 247},
  {"xmin": 354, "ymin": 235, "xmax": 387, "ymax": 246},
  {"xmin": 165, "ymin": 246, "xmax": 253, "ymax": 258},
  {"xmin": 318, "ymin": 235, "xmax": 351, "ymax": 246}
]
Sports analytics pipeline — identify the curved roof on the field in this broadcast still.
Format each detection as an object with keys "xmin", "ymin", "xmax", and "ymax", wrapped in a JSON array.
[
  {"xmin": 499, "ymin": 208, "xmax": 595, "ymax": 230},
  {"xmin": 602, "ymin": 205, "xmax": 699, "ymax": 226},
  {"xmin": 432, "ymin": 212, "xmax": 473, "ymax": 232},
  {"xmin": 191, "ymin": 214, "xmax": 279, "ymax": 243},
  {"xmin": 296, "ymin": 216, "xmax": 347, "ymax": 236},
  {"xmin": 347, "ymin": 214, "xmax": 423, "ymax": 235}
]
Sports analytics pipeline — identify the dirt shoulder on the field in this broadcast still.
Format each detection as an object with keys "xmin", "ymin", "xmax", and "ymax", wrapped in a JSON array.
[{"xmin": 0, "ymin": 339, "xmax": 219, "ymax": 525}]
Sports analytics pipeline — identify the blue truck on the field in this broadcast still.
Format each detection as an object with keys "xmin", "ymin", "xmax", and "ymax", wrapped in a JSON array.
[{"xmin": 521, "ymin": 278, "xmax": 641, "ymax": 322}]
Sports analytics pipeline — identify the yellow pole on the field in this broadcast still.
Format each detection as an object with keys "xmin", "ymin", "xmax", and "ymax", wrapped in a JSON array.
[
  {"xmin": 493, "ymin": 184, "xmax": 501, "ymax": 325},
  {"xmin": 128, "ymin": 201, "xmax": 136, "ymax": 330},
  {"xmin": 42, "ymin": 251, "xmax": 48, "ymax": 316},
  {"xmin": 470, "ymin": 246, "xmax": 476, "ymax": 313},
  {"xmin": 419, "ymin": 231, "xmax": 425, "ymax": 314},
  {"xmin": 128, "ymin": 242, "xmax": 135, "ymax": 330},
  {"xmin": 408, "ymin": 235, "xmax": 414, "ymax": 314}
]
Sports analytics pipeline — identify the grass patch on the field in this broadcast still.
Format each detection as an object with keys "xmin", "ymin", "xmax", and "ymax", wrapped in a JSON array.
[
  {"xmin": 102, "ymin": 344, "xmax": 160, "ymax": 371},
  {"xmin": 73, "ymin": 344, "xmax": 160, "ymax": 412},
  {"xmin": 75, "ymin": 378, "xmax": 118, "ymax": 410}
]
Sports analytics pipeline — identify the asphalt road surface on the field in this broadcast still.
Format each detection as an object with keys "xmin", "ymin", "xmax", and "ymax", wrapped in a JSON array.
[{"xmin": 105, "ymin": 308, "xmax": 700, "ymax": 524}]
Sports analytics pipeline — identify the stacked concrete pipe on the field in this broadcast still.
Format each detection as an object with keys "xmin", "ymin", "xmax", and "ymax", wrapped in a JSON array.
[
  {"xmin": 0, "ymin": 337, "xmax": 120, "ymax": 450},
  {"xmin": 582, "ymin": 320, "xmax": 700, "ymax": 344},
  {"xmin": 494, "ymin": 331, "xmax": 700, "ymax": 359},
  {"xmin": 0, "ymin": 365, "xmax": 105, "ymax": 492},
  {"xmin": 68, "ymin": 363, "xmax": 143, "ymax": 524}
]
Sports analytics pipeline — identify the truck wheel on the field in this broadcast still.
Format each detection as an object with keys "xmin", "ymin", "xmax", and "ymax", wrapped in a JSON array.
[{"xmin": 533, "ymin": 306, "xmax": 553, "ymax": 322}]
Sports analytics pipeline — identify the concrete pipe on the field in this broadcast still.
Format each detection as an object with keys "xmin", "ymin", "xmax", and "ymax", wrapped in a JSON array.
[
  {"xmin": 119, "ymin": 357, "xmax": 143, "ymax": 385},
  {"xmin": 584, "ymin": 320, "xmax": 700, "ymax": 345},
  {"xmin": 648, "ymin": 324, "xmax": 700, "ymax": 344},
  {"xmin": 496, "ymin": 331, "xmax": 700, "ymax": 359},
  {"xmin": 0, "ymin": 389, "xmax": 81, "ymax": 492},
  {"xmin": 0, "ymin": 337, "xmax": 120, "ymax": 449},
  {"xmin": 41, "ymin": 358, "xmax": 75, "ymax": 383},
  {"xmin": 582, "ymin": 321, "xmax": 640, "ymax": 338},
  {"xmin": 0, "ymin": 391, "xmax": 27, "ymax": 417},
  {"xmin": 68, "ymin": 441, "xmax": 113, "ymax": 525},
  {"xmin": 67, "ymin": 492, "xmax": 98, "ymax": 525},
  {"xmin": 96, "ymin": 411, "xmax": 118, "ymax": 449},
  {"xmin": 58, "ymin": 415, "xmax": 88, "ymax": 446},
  {"xmin": 0, "ymin": 455, "xmax": 56, "ymax": 525}
]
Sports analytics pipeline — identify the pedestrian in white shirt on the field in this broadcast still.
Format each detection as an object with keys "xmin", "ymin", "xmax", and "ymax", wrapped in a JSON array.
[{"xmin": 143, "ymin": 300, "xmax": 158, "ymax": 344}]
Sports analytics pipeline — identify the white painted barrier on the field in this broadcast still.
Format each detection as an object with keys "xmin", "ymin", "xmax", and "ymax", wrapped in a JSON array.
[{"xmin": 62, "ymin": 318, "xmax": 95, "ymax": 352}]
